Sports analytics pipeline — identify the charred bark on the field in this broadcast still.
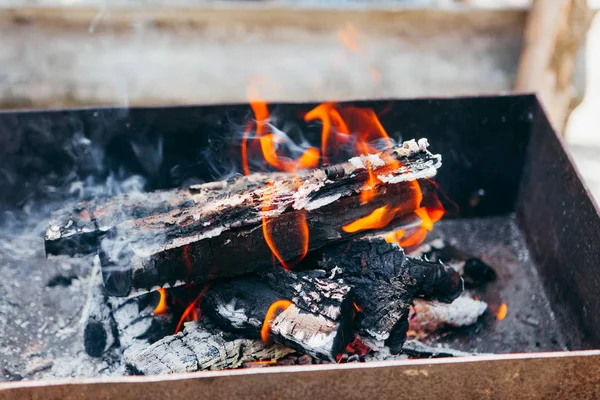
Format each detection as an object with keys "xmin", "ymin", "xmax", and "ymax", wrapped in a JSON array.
[
  {"xmin": 316, "ymin": 237, "xmax": 463, "ymax": 353},
  {"xmin": 201, "ymin": 277, "xmax": 355, "ymax": 361},
  {"xmin": 98, "ymin": 140, "xmax": 441, "ymax": 297},
  {"xmin": 125, "ymin": 319, "xmax": 294, "ymax": 375}
]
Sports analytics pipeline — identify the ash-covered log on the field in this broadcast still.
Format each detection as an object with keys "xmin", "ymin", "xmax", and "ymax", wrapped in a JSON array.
[
  {"xmin": 99, "ymin": 139, "xmax": 441, "ymax": 297},
  {"xmin": 409, "ymin": 295, "xmax": 488, "ymax": 334},
  {"xmin": 126, "ymin": 319, "xmax": 294, "ymax": 375},
  {"xmin": 201, "ymin": 277, "xmax": 355, "ymax": 361},
  {"xmin": 317, "ymin": 237, "xmax": 463, "ymax": 353},
  {"xmin": 45, "ymin": 188, "xmax": 195, "ymax": 257}
]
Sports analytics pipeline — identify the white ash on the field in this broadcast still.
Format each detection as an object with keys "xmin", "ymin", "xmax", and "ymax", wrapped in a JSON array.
[
  {"xmin": 377, "ymin": 155, "xmax": 442, "ymax": 184},
  {"xmin": 215, "ymin": 300, "xmax": 262, "ymax": 330},
  {"xmin": 303, "ymin": 193, "xmax": 343, "ymax": 211},
  {"xmin": 410, "ymin": 295, "xmax": 488, "ymax": 332}
]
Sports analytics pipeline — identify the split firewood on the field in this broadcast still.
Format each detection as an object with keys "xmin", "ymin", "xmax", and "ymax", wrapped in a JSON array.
[
  {"xmin": 201, "ymin": 277, "xmax": 355, "ymax": 361},
  {"xmin": 98, "ymin": 139, "xmax": 441, "ymax": 297},
  {"xmin": 316, "ymin": 237, "xmax": 463, "ymax": 353},
  {"xmin": 126, "ymin": 319, "xmax": 294, "ymax": 375}
]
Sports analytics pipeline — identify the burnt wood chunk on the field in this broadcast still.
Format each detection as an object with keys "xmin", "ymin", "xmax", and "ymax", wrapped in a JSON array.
[
  {"xmin": 125, "ymin": 319, "xmax": 294, "ymax": 375},
  {"xmin": 99, "ymin": 140, "xmax": 441, "ymax": 297},
  {"xmin": 201, "ymin": 277, "xmax": 355, "ymax": 361},
  {"xmin": 318, "ymin": 237, "xmax": 463, "ymax": 353}
]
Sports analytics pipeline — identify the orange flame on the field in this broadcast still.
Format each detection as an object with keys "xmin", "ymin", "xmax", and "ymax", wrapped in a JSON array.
[
  {"xmin": 496, "ymin": 303, "xmax": 508, "ymax": 321},
  {"xmin": 342, "ymin": 205, "xmax": 396, "ymax": 233},
  {"xmin": 153, "ymin": 288, "xmax": 168, "ymax": 315},
  {"xmin": 261, "ymin": 300, "xmax": 293, "ymax": 343}
]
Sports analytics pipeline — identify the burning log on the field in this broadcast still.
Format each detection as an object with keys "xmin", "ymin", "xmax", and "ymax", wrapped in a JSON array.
[
  {"xmin": 126, "ymin": 319, "xmax": 294, "ymax": 375},
  {"xmin": 317, "ymin": 237, "xmax": 463, "ymax": 353},
  {"xmin": 201, "ymin": 277, "xmax": 355, "ymax": 361},
  {"xmin": 99, "ymin": 139, "xmax": 441, "ymax": 297}
]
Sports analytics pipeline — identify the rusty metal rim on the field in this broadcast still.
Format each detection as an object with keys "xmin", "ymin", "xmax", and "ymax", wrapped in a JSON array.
[{"xmin": 2, "ymin": 350, "xmax": 599, "ymax": 391}]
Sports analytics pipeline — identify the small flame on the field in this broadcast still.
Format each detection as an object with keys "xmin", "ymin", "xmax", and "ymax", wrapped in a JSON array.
[
  {"xmin": 496, "ymin": 303, "xmax": 508, "ymax": 321},
  {"xmin": 174, "ymin": 284, "xmax": 211, "ymax": 333},
  {"xmin": 342, "ymin": 205, "xmax": 397, "ymax": 233},
  {"xmin": 153, "ymin": 288, "xmax": 168, "ymax": 315},
  {"xmin": 352, "ymin": 301, "xmax": 363, "ymax": 312},
  {"xmin": 261, "ymin": 300, "xmax": 292, "ymax": 343}
]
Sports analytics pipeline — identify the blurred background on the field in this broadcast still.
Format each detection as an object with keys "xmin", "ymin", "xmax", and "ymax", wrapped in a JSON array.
[{"xmin": 1, "ymin": 0, "xmax": 598, "ymax": 198}]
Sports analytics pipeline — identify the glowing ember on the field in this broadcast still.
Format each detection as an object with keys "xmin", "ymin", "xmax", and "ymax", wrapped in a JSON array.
[
  {"xmin": 260, "ymin": 300, "xmax": 292, "ymax": 343},
  {"xmin": 153, "ymin": 288, "xmax": 168, "ymax": 315},
  {"xmin": 496, "ymin": 303, "xmax": 508, "ymax": 321}
]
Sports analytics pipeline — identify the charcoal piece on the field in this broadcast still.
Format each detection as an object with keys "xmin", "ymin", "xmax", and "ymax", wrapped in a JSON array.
[
  {"xmin": 409, "ymin": 239, "xmax": 497, "ymax": 288},
  {"xmin": 318, "ymin": 237, "xmax": 463, "ymax": 354},
  {"xmin": 462, "ymin": 258, "xmax": 497, "ymax": 288},
  {"xmin": 126, "ymin": 319, "xmax": 294, "ymax": 375},
  {"xmin": 98, "ymin": 140, "xmax": 441, "ymax": 297},
  {"xmin": 201, "ymin": 277, "xmax": 354, "ymax": 361},
  {"xmin": 409, "ymin": 295, "xmax": 488, "ymax": 333}
]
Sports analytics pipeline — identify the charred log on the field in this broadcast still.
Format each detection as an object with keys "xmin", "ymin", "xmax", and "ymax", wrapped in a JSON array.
[
  {"xmin": 409, "ymin": 295, "xmax": 488, "ymax": 334},
  {"xmin": 125, "ymin": 319, "xmax": 294, "ymax": 375},
  {"xmin": 98, "ymin": 140, "xmax": 441, "ymax": 297},
  {"xmin": 201, "ymin": 277, "xmax": 355, "ymax": 361},
  {"xmin": 316, "ymin": 237, "xmax": 463, "ymax": 353}
]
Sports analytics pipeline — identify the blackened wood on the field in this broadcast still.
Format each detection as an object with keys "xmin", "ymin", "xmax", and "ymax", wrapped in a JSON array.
[
  {"xmin": 401, "ymin": 340, "xmax": 479, "ymax": 358},
  {"xmin": 201, "ymin": 277, "xmax": 354, "ymax": 361},
  {"xmin": 99, "ymin": 140, "xmax": 441, "ymax": 297},
  {"xmin": 125, "ymin": 319, "xmax": 294, "ymax": 375},
  {"xmin": 317, "ymin": 237, "xmax": 462, "ymax": 353},
  {"xmin": 261, "ymin": 269, "xmax": 353, "ymax": 322}
]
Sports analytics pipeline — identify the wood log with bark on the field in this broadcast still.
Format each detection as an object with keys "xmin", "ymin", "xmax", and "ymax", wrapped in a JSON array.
[{"xmin": 98, "ymin": 139, "xmax": 441, "ymax": 297}]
